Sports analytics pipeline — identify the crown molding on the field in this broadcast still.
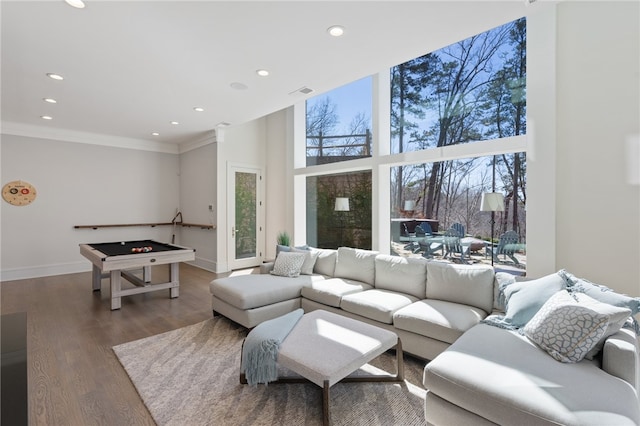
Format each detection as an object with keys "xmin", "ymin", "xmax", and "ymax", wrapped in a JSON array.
[
  {"xmin": 178, "ymin": 129, "xmax": 219, "ymax": 154},
  {"xmin": 1, "ymin": 121, "xmax": 180, "ymax": 154}
]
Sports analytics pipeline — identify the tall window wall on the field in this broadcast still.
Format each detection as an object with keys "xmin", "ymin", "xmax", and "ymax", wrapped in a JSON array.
[
  {"xmin": 306, "ymin": 77, "xmax": 372, "ymax": 166},
  {"xmin": 301, "ymin": 17, "xmax": 526, "ymax": 271}
]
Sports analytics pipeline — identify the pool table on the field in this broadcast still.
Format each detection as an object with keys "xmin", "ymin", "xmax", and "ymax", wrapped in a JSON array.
[{"xmin": 79, "ymin": 239, "xmax": 195, "ymax": 310}]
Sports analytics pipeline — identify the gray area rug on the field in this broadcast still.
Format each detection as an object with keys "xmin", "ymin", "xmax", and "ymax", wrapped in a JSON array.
[{"xmin": 113, "ymin": 317, "xmax": 427, "ymax": 425}]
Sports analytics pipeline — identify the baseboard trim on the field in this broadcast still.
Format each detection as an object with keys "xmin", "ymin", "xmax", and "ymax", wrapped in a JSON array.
[{"xmin": 0, "ymin": 262, "xmax": 90, "ymax": 282}]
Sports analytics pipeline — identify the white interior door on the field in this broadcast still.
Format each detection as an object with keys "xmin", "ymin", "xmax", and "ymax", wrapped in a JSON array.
[{"xmin": 227, "ymin": 165, "xmax": 263, "ymax": 270}]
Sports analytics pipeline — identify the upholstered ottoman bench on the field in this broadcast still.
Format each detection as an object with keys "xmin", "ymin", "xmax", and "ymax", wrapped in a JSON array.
[{"xmin": 241, "ymin": 310, "xmax": 404, "ymax": 425}]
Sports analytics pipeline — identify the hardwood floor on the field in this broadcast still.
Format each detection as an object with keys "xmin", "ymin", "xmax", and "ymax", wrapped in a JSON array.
[{"xmin": 1, "ymin": 263, "xmax": 224, "ymax": 425}]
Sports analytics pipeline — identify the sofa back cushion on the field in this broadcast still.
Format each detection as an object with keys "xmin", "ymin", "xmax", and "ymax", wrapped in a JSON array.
[
  {"xmin": 426, "ymin": 261, "xmax": 494, "ymax": 314},
  {"xmin": 333, "ymin": 247, "xmax": 378, "ymax": 285},
  {"xmin": 374, "ymin": 254, "xmax": 427, "ymax": 299},
  {"xmin": 312, "ymin": 248, "xmax": 337, "ymax": 276}
]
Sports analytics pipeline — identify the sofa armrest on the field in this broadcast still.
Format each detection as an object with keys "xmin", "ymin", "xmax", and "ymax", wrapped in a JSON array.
[
  {"xmin": 602, "ymin": 327, "xmax": 640, "ymax": 392},
  {"xmin": 260, "ymin": 262, "xmax": 275, "ymax": 274}
]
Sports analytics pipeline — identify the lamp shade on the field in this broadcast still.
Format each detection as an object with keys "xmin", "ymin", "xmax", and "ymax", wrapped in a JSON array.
[
  {"xmin": 334, "ymin": 197, "xmax": 350, "ymax": 212},
  {"xmin": 480, "ymin": 192, "xmax": 505, "ymax": 212},
  {"xmin": 403, "ymin": 200, "xmax": 416, "ymax": 211}
]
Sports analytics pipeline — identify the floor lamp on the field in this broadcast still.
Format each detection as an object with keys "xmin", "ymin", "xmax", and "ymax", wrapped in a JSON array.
[
  {"xmin": 480, "ymin": 192, "xmax": 504, "ymax": 266},
  {"xmin": 334, "ymin": 197, "xmax": 350, "ymax": 247}
]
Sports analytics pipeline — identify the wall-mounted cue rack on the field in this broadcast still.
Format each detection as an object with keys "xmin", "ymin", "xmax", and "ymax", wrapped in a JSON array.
[{"xmin": 74, "ymin": 222, "xmax": 215, "ymax": 230}]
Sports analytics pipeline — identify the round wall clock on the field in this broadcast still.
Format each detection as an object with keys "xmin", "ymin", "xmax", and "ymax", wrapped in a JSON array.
[{"xmin": 2, "ymin": 180, "xmax": 37, "ymax": 206}]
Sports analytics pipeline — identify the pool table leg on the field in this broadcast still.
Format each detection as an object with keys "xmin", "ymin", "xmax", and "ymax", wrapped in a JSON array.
[
  {"xmin": 142, "ymin": 265, "xmax": 152, "ymax": 283},
  {"xmin": 169, "ymin": 263, "xmax": 179, "ymax": 298},
  {"xmin": 91, "ymin": 265, "xmax": 102, "ymax": 291},
  {"xmin": 111, "ymin": 270, "xmax": 122, "ymax": 310}
]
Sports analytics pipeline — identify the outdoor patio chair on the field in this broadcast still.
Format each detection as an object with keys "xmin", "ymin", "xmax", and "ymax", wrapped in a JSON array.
[
  {"xmin": 450, "ymin": 222, "xmax": 465, "ymax": 237},
  {"xmin": 419, "ymin": 237, "xmax": 444, "ymax": 258},
  {"xmin": 442, "ymin": 228, "xmax": 470, "ymax": 263},
  {"xmin": 419, "ymin": 222, "xmax": 435, "ymax": 235},
  {"xmin": 415, "ymin": 225, "xmax": 426, "ymax": 237},
  {"xmin": 489, "ymin": 230, "xmax": 520, "ymax": 265}
]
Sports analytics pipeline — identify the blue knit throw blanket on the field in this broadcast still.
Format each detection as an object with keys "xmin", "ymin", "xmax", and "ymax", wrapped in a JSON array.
[{"xmin": 241, "ymin": 309, "xmax": 304, "ymax": 386}]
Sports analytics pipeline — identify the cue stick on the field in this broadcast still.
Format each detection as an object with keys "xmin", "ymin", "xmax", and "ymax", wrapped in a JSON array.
[{"xmin": 171, "ymin": 211, "xmax": 183, "ymax": 244}]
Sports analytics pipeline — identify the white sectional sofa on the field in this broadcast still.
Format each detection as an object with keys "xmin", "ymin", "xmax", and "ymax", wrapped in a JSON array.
[
  {"xmin": 210, "ymin": 246, "xmax": 495, "ymax": 361},
  {"xmin": 209, "ymin": 246, "xmax": 640, "ymax": 424}
]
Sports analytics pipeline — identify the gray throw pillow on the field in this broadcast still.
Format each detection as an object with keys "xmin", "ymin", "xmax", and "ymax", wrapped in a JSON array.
[
  {"xmin": 559, "ymin": 270, "xmax": 640, "ymax": 315},
  {"xmin": 493, "ymin": 272, "xmax": 518, "ymax": 312},
  {"xmin": 502, "ymin": 272, "xmax": 566, "ymax": 328},
  {"xmin": 270, "ymin": 252, "xmax": 306, "ymax": 278}
]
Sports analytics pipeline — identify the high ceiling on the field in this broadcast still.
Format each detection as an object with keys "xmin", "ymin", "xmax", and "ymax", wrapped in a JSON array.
[{"xmin": 1, "ymin": 1, "xmax": 530, "ymax": 148}]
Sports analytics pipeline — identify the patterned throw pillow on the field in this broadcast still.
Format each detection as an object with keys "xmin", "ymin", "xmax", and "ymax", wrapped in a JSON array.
[
  {"xmin": 270, "ymin": 252, "xmax": 307, "ymax": 278},
  {"xmin": 524, "ymin": 290, "xmax": 610, "ymax": 363}
]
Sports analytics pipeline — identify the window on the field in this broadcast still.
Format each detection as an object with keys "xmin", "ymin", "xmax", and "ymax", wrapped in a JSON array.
[
  {"xmin": 306, "ymin": 77, "xmax": 372, "ymax": 166},
  {"xmin": 297, "ymin": 17, "xmax": 526, "ymax": 270},
  {"xmin": 306, "ymin": 171, "xmax": 372, "ymax": 249},
  {"xmin": 391, "ymin": 18, "xmax": 526, "ymax": 154},
  {"xmin": 391, "ymin": 153, "xmax": 526, "ymax": 267}
]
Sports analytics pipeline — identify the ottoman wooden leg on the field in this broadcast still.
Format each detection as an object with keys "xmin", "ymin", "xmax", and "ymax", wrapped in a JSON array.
[{"xmin": 323, "ymin": 380, "xmax": 331, "ymax": 426}]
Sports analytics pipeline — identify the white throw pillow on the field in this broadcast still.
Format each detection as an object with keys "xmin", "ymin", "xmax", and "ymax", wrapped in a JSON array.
[
  {"xmin": 270, "ymin": 252, "xmax": 306, "ymax": 278},
  {"xmin": 572, "ymin": 292, "xmax": 632, "ymax": 360},
  {"xmin": 524, "ymin": 290, "xmax": 617, "ymax": 363},
  {"xmin": 292, "ymin": 248, "xmax": 320, "ymax": 275}
]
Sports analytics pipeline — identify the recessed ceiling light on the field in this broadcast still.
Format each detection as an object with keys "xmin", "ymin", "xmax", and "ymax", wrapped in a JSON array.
[
  {"xmin": 327, "ymin": 25, "xmax": 345, "ymax": 37},
  {"xmin": 41, "ymin": 115, "xmax": 53, "ymax": 120},
  {"xmin": 170, "ymin": 121, "xmax": 179, "ymax": 125},
  {"xmin": 65, "ymin": 0, "xmax": 86, "ymax": 9},
  {"xmin": 256, "ymin": 69, "xmax": 269, "ymax": 77},
  {"xmin": 43, "ymin": 98, "xmax": 57, "ymax": 104},
  {"xmin": 193, "ymin": 107, "xmax": 204, "ymax": 112},
  {"xmin": 47, "ymin": 73, "xmax": 64, "ymax": 81},
  {"xmin": 230, "ymin": 82, "xmax": 248, "ymax": 90},
  {"xmin": 151, "ymin": 132, "xmax": 160, "ymax": 136}
]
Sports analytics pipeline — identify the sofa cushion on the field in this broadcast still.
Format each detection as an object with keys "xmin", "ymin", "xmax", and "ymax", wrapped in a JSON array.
[
  {"xmin": 374, "ymin": 254, "xmax": 427, "ymax": 299},
  {"xmin": 334, "ymin": 247, "xmax": 378, "ymax": 285},
  {"xmin": 426, "ymin": 261, "xmax": 494, "ymax": 314},
  {"xmin": 340, "ymin": 289, "xmax": 418, "ymax": 324},
  {"xmin": 312, "ymin": 248, "xmax": 337, "ymax": 276},
  {"xmin": 209, "ymin": 274, "xmax": 325, "ymax": 310},
  {"xmin": 301, "ymin": 278, "xmax": 373, "ymax": 308},
  {"xmin": 423, "ymin": 323, "xmax": 640, "ymax": 425},
  {"xmin": 393, "ymin": 300, "xmax": 486, "ymax": 344}
]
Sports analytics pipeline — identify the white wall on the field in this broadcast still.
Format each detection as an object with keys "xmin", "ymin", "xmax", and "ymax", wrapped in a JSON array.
[
  {"xmin": 264, "ymin": 108, "xmax": 294, "ymax": 260},
  {"xmin": 554, "ymin": 1, "xmax": 639, "ymax": 296},
  {"xmin": 0, "ymin": 134, "xmax": 180, "ymax": 280},
  {"xmin": 179, "ymin": 139, "xmax": 217, "ymax": 271},
  {"xmin": 214, "ymin": 117, "xmax": 268, "ymax": 272}
]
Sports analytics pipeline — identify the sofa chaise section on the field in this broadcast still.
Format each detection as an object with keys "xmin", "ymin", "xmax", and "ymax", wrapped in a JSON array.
[
  {"xmin": 423, "ymin": 323, "xmax": 640, "ymax": 425},
  {"xmin": 210, "ymin": 273, "xmax": 326, "ymax": 328}
]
